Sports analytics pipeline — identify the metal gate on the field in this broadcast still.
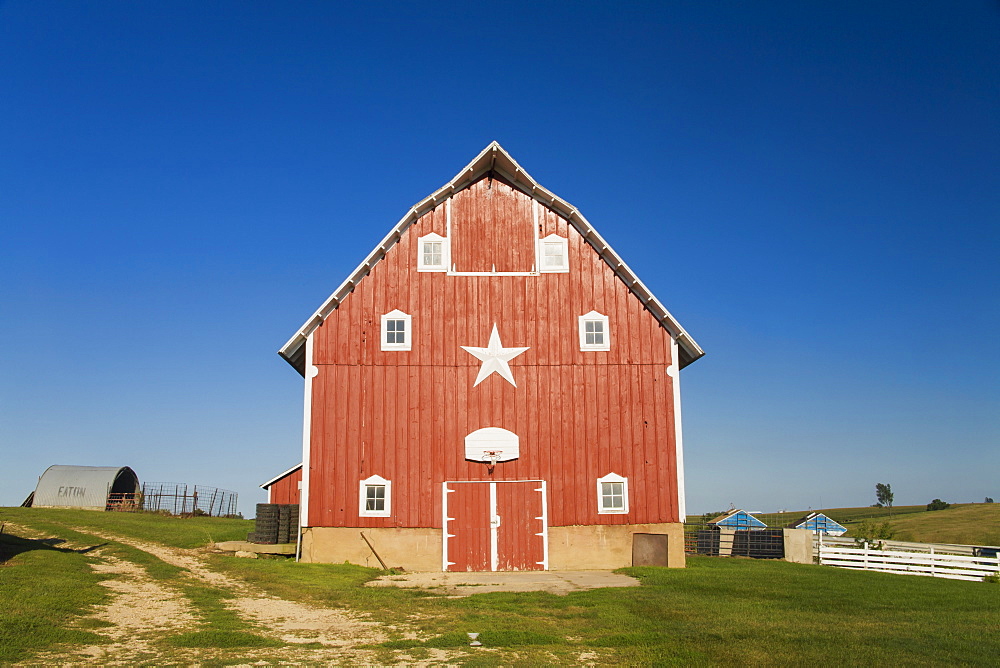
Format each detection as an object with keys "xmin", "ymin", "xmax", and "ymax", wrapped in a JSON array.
[{"xmin": 442, "ymin": 480, "xmax": 548, "ymax": 571}]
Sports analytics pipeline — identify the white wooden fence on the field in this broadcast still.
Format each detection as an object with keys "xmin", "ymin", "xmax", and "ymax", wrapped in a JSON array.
[
  {"xmin": 819, "ymin": 540, "xmax": 1000, "ymax": 582},
  {"xmin": 816, "ymin": 535, "xmax": 999, "ymax": 557}
]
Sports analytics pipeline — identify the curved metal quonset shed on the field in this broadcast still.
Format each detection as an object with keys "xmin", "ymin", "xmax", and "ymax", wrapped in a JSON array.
[{"xmin": 31, "ymin": 465, "xmax": 140, "ymax": 510}]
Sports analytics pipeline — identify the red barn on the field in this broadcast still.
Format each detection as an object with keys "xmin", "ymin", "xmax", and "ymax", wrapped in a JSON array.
[{"xmin": 278, "ymin": 143, "xmax": 703, "ymax": 570}]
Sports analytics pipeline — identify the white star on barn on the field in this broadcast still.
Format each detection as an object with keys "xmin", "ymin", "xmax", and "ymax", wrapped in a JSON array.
[{"xmin": 461, "ymin": 324, "xmax": 530, "ymax": 387}]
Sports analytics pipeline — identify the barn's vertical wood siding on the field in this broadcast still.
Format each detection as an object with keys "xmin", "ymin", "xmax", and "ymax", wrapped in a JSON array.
[
  {"xmin": 308, "ymin": 174, "xmax": 678, "ymax": 529},
  {"xmin": 451, "ymin": 178, "xmax": 536, "ymax": 272}
]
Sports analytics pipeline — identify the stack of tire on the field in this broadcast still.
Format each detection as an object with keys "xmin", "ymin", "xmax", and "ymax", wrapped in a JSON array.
[
  {"xmin": 248, "ymin": 503, "xmax": 299, "ymax": 544},
  {"xmin": 276, "ymin": 504, "xmax": 299, "ymax": 544}
]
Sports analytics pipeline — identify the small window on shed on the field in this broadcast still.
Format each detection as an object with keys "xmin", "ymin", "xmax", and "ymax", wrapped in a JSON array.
[
  {"xmin": 578, "ymin": 311, "xmax": 610, "ymax": 351},
  {"xmin": 359, "ymin": 475, "xmax": 391, "ymax": 517},
  {"xmin": 538, "ymin": 234, "xmax": 569, "ymax": 273},
  {"xmin": 381, "ymin": 309, "xmax": 412, "ymax": 351},
  {"xmin": 417, "ymin": 233, "xmax": 448, "ymax": 271},
  {"xmin": 597, "ymin": 473, "xmax": 629, "ymax": 514}
]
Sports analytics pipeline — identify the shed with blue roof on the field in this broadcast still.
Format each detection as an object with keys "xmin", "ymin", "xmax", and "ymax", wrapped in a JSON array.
[
  {"xmin": 708, "ymin": 509, "xmax": 768, "ymax": 530},
  {"xmin": 788, "ymin": 512, "xmax": 846, "ymax": 536}
]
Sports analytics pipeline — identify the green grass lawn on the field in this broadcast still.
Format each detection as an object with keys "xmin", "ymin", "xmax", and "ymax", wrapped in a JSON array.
[
  {"xmin": 3, "ymin": 506, "xmax": 999, "ymax": 665},
  {"xmin": 210, "ymin": 554, "xmax": 1000, "ymax": 666}
]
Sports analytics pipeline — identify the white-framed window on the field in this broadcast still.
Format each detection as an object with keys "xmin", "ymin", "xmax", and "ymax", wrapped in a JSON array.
[
  {"xmin": 578, "ymin": 311, "xmax": 610, "ymax": 351},
  {"xmin": 380, "ymin": 309, "xmax": 411, "ymax": 351},
  {"xmin": 538, "ymin": 234, "xmax": 569, "ymax": 273},
  {"xmin": 597, "ymin": 472, "xmax": 629, "ymax": 514},
  {"xmin": 359, "ymin": 474, "xmax": 391, "ymax": 517},
  {"xmin": 417, "ymin": 232, "xmax": 448, "ymax": 271}
]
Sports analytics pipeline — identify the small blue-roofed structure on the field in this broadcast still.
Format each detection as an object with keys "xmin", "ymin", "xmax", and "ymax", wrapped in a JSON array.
[
  {"xmin": 708, "ymin": 509, "xmax": 767, "ymax": 530},
  {"xmin": 789, "ymin": 512, "xmax": 846, "ymax": 536}
]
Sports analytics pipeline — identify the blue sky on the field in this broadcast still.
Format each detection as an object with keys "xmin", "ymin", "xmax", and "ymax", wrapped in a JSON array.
[{"xmin": 1, "ymin": 1, "xmax": 997, "ymax": 516}]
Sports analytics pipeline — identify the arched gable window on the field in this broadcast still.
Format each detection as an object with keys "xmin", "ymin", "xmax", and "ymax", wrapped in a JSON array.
[
  {"xmin": 359, "ymin": 475, "xmax": 391, "ymax": 517},
  {"xmin": 381, "ymin": 309, "xmax": 412, "ymax": 351},
  {"xmin": 417, "ymin": 232, "xmax": 449, "ymax": 271},
  {"xmin": 596, "ymin": 472, "xmax": 629, "ymax": 514},
  {"xmin": 578, "ymin": 311, "xmax": 610, "ymax": 351},
  {"xmin": 538, "ymin": 233, "xmax": 569, "ymax": 273}
]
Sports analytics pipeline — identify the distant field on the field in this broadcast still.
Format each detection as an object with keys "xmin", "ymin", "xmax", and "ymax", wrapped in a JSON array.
[
  {"xmin": 687, "ymin": 504, "xmax": 928, "ymax": 528},
  {"xmin": 688, "ymin": 503, "xmax": 1000, "ymax": 547},
  {"xmin": 806, "ymin": 504, "xmax": 929, "ymax": 523}
]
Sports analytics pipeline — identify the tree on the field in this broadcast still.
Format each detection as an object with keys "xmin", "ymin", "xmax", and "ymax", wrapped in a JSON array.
[
  {"xmin": 875, "ymin": 483, "xmax": 893, "ymax": 509},
  {"xmin": 926, "ymin": 498, "xmax": 950, "ymax": 511},
  {"xmin": 852, "ymin": 519, "xmax": 895, "ymax": 549},
  {"xmin": 986, "ymin": 497, "xmax": 995, "ymax": 504}
]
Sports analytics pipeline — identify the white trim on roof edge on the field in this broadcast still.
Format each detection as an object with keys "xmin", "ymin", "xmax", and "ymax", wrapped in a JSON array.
[
  {"xmin": 278, "ymin": 141, "xmax": 704, "ymax": 373},
  {"xmin": 259, "ymin": 463, "xmax": 303, "ymax": 490}
]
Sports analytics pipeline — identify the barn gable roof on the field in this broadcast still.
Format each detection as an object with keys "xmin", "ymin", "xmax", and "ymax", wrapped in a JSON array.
[{"xmin": 279, "ymin": 141, "xmax": 704, "ymax": 375}]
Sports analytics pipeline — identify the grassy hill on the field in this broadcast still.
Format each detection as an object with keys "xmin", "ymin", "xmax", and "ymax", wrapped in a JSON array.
[
  {"xmin": 805, "ymin": 504, "xmax": 928, "ymax": 523},
  {"xmin": 0, "ymin": 507, "xmax": 253, "ymax": 547},
  {"xmin": 885, "ymin": 504, "xmax": 1000, "ymax": 546}
]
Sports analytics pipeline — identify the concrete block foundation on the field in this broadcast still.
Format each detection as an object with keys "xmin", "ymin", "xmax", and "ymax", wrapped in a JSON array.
[
  {"xmin": 300, "ymin": 527, "xmax": 442, "ymax": 571},
  {"xmin": 549, "ymin": 523, "xmax": 686, "ymax": 569},
  {"xmin": 301, "ymin": 522, "xmax": 686, "ymax": 570}
]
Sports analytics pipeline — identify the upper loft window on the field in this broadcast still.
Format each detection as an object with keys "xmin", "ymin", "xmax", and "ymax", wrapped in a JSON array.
[
  {"xmin": 538, "ymin": 234, "xmax": 569, "ymax": 273},
  {"xmin": 417, "ymin": 233, "xmax": 448, "ymax": 272},
  {"xmin": 578, "ymin": 311, "xmax": 610, "ymax": 351},
  {"xmin": 381, "ymin": 309, "xmax": 411, "ymax": 351},
  {"xmin": 359, "ymin": 474, "xmax": 391, "ymax": 517},
  {"xmin": 597, "ymin": 472, "xmax": 629, "ymax": 514}
]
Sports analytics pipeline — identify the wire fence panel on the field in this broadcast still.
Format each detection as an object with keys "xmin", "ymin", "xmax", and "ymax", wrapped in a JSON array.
[
  {"xmin": 105, "ymin": 493, "xmax": 141, "ymax": 512},
  {"xmin": 683, "ymin": 523, "xmax": 786, "ymax": 559},
  {"xmin": 139, "ymin": 482, "xmax": 239, "ymax": 517}
]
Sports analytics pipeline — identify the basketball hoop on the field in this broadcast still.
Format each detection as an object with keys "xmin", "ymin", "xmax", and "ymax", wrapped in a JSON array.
[{"xmin": 484, "ymin": 451, "xmax": 501, "ymax": 474}]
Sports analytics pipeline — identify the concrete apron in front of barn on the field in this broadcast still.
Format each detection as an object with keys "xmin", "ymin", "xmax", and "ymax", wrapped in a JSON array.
[{"xmin": 365, "ymin": 570, "xmax": 639, "ymax": 597}]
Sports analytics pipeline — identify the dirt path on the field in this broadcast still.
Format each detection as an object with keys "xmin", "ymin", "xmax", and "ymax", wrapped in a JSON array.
[
  {"xmin": 91, "ymin": 532, "xmax": 386, "ymax": 647},
  {"xmin": 6, "ymin": 523, "xmax": 199, "ymax": 665},
  {"xmin": 50, "ymin": 551, "xmax": 198, "ymax": 664},
  {"xmin": 80, "ymin": 529, "xmax": 388, "ymax": 647},
  {"xmin": 8, "ymin": 523, "xmax": 465, "ymax": 665}
]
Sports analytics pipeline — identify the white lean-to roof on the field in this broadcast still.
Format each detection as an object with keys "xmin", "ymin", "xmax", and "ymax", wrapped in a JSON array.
[
  {"xmin": 279, "ymin": 141, "xmax": 705, "ymax": 375},
  {"xmin": 259, "ymin": 463, "xmax": 303, "ymax": 490}
]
